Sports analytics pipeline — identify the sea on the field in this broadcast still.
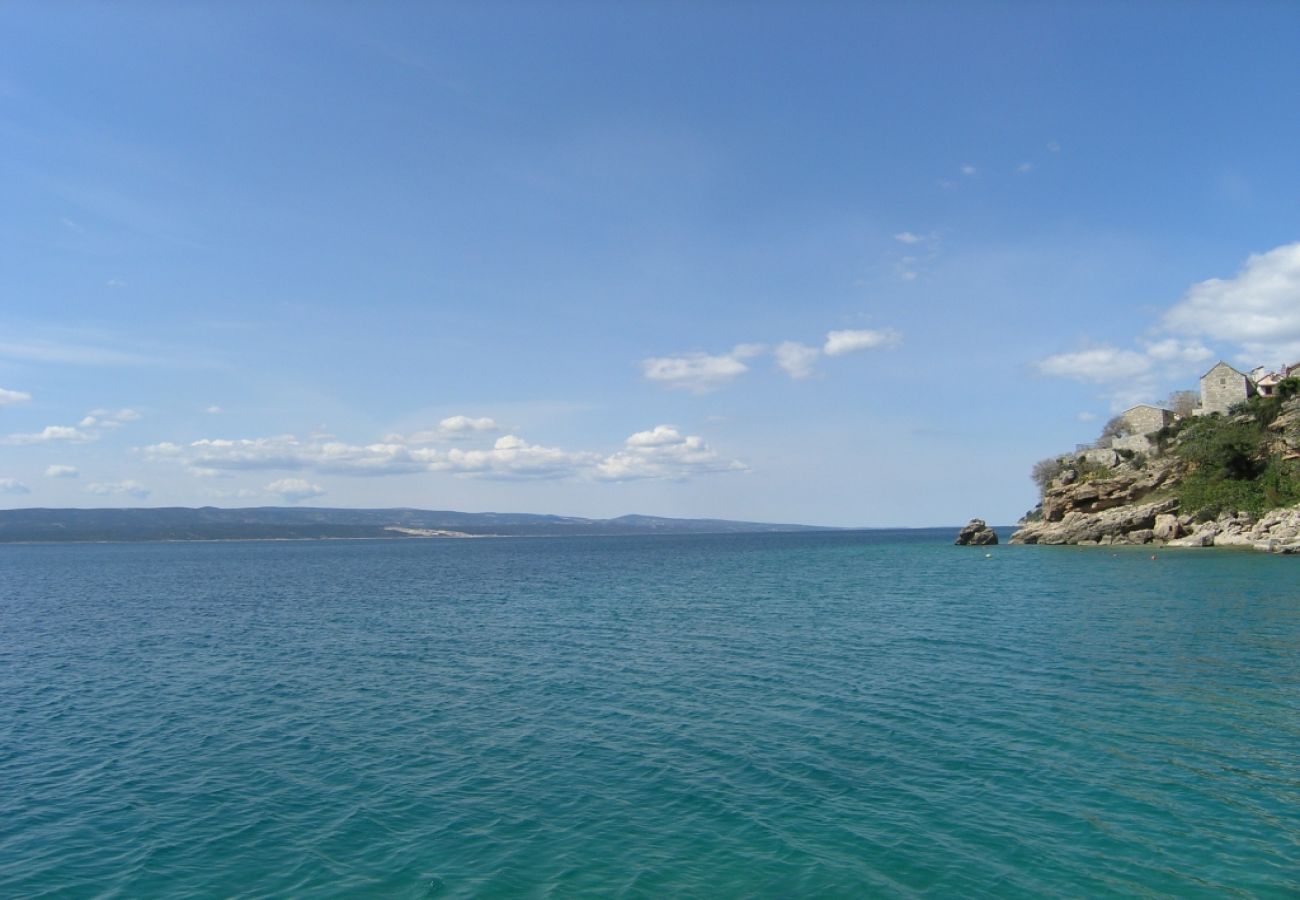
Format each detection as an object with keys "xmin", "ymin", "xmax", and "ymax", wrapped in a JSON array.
[{"xmin": 2, "ymin": 530, "xmax": 1297, "ymax": 898}]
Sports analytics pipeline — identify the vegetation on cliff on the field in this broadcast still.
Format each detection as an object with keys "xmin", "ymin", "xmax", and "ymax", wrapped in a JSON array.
[{"xmin": 1015, "ymin": 383, "xmax": 1300, "ymax": 549}]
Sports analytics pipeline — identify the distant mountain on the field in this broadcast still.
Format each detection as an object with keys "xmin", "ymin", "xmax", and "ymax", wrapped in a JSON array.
[{"xmin": 0, "ymin": 507, "xmax": 833, "ymax": 543}]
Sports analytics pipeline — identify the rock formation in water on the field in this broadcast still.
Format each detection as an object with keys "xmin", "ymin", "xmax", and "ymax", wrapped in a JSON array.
[
  {"xmin": 955, "ymin": 519, "xmax": 998, "ymax": 546},
  {"xmin": 1012, "ymin": 392, "xmax": 1300, "ymax": 553}
]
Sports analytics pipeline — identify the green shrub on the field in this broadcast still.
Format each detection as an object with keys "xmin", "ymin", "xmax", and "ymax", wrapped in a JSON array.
[{"xmin": 1176, "ymin": 419, "xmax": 1264, "ymax": 480}]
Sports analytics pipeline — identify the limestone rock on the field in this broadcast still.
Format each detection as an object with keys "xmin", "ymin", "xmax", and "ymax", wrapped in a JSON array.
[
  {"xmin": 955, "ymin": 518, "xmax": 998, "ymax": 546},
  {"xmin": 1010, "ymin": 498, "xmax": 1178, "ymax": 545},
  {"xmin": 1152, "ymin": 514, "xmax": 1182, "ymax": 541}
]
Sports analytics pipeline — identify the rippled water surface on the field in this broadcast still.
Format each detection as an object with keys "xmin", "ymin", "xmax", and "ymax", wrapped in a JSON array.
[{"xmin": 2, "ymin": 531, "xmax": 1298, "ymax": 897}]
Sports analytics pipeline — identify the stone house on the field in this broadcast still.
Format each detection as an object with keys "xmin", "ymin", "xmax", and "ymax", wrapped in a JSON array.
[
  {"xmin": 1197, "ymin": 361, "xmax": 1256, "ymax": 416},
  {"xmin": 1110, "ymin": 404, "xmax": 1174, "ymax": 453}
]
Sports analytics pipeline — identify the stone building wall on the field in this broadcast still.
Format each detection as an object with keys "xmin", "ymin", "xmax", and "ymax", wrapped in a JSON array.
[
  {"xmin": 1120, "ymin": 405, "xmax": 1173, "ymax": 436},
  {"xmin": 1199, "ymin": 362, "xmax": 1253, "ymax": 415},
  {"xmin": 1112, "ymin": 433, "xmax": 1155, "ymax": 453}
]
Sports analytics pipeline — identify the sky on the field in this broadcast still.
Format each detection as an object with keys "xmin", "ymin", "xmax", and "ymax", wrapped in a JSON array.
[{"xmin": 2, "ymin": 1, "xmax": 1299, "ymax": 526}]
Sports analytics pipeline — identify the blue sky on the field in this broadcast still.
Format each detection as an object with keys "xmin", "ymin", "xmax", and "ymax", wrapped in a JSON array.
[{"xmin": 2, "ymin": 2, "xmax": 1299, "ymax": 525}]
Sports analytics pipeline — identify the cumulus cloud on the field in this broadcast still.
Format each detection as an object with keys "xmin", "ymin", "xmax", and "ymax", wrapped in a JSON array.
[
  {"xmin": 595, "ymin": 425, "xmax": 748, "ymax": 481},
  {"xmin": 0, "ymin": 477, "xmax": 30, "ymax": 494},
  {"xmin": 438, "ymin": 415, "xmax": 498, "ymax": 434},
  {"xmin": 398, "ymin": 415, "xmax": 502, "ymax": 444},
  {"xmin": 2, "ymin": 425, "xmax": 96, "ymax": 445},
  {"xmin": 266, "ymin": 478, "xmax": 325, "ymax": 502},
  {"xmin": 1036, "ymin": 242, "xmax": 1300, "ymax": 407},
  {"xmin": 893, "ymin": 231, "xmax": 925, "ymax": 245},
  {"xmin": 1162, "ymin": 242, "xmax": 1300, "ymax": 363},
  {"xmin": 823, "ymin": 328, "xmax": 902, "ymax": 356},
  {"xmin": 1142, "ymin": 338, "xmax": 1214, "ymax": 365},
  {"xmin": 145, "ymin": 435, "xmax": 437, "ymax": 476},
  {"xmin": 439, "ymin": 435, "xmax": 598, "ymax": 480},
  {"xmin": 86, "ymin": 480, "xmax": 150, "ymax": 499},
  {"xmin": 641, "ymin": 344, "xmax": 765, "ymax": 393},
  {"xmin": 1035, "ymin": 346, "xmax": 1153, "ymax": 383},
  {"xmin": 0, "ymin": 387, "xmax": 32, "ymax": 407},
  {"xmin": 774, "ymin": 341, "xmax": 821, "ymax": 379},
  {"xmin": 146, "ymin": 424, "xmax": 746, "ymax": 484},
  {"xmin": 80, "ymin": 408, "xmax": 141, "ymax": 429},
  {"xmin": 45, "ymin": 464, "xmax": 79, "ymax": 478}
]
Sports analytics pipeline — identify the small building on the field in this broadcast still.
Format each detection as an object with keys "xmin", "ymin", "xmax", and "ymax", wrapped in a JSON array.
[
  {"xmin": 1110, "ymin": 404, "xmax": 1174, "ymax": 453},
  {"xmin": 1197, "ymin": 361, "xmax": 1256, "ymax": 416},
  {"xmin": 1254, "ymin": 370, "xmax": 1284, "ymax": 398}
]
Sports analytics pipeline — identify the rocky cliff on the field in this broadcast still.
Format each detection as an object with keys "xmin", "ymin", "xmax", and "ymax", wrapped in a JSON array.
[{"xmin": 1011, "ymin": 394, "xmax": 1300, "ymax": 553}]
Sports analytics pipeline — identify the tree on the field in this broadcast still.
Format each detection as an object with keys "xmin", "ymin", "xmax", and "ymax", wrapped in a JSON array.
[
  {"xmin": 1097, "ymin": 415, "xmax": 1127, "ymax": 445},
  {"xmin": 1166, "ymin": 390, "xmax": 1199, "ymax": 418},
  {"xmin": 1031, "ymin": 457, "xmax": 1064, "ymax": 494}
]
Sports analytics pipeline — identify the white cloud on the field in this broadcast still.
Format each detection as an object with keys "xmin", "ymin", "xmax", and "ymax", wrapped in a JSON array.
[
  {"xmin": 596, "ymin": 425, "xmax": 747, "ymax": 481},
  {"xmin": 146, "ymin": 422, "xmax": 747, "ymax": 485},
  {"xmin": 148, "ymin": 435, "xmax": 435, "ymax": 476},
  {"xmin": 439, "ymin": 435, "xmax": 598, "ymax": 480},
  {"xmin": 1035, "ymin": 340, "xmax": 1215, "ymax": 412},
  {"xmin": 0, "ymin": 478, "xmax": 30, "ymax": 494},
  {"xmin": 1162, "ymin": 242, "xmax": 1300, "ymax": 363},
  {"xmin": 0, "ymin": 387, "xmax": 32, "ymax": 407},
  {"xmin": 3, "ymin": 425, "xmax": 96, "ymax": 445},
  {"xmin": 45, "ymin": 464, "xmax": 79, "ymax": 478},
  {"xmin": 1142, "ymin": 338, "xmax": 1214, "ymax": 364},
  {"xmin": 1047, "ymin": 141, "xmax": 1061, "ymax": 153},
  {"xmin": 1039, "ymin": 242, "xmax": 1300, "ymax": 409},
  {"xmin": 78, "ymin": 410, "xmax": 140, "ymax": 431},
  {"xmin": 106, "ymin": 279, "xmax": 127, "ymax": 288},
  {"xmin": 774, "ymin": 341, "xmax": 821, "ymax": 380},
  {"xmin": 266, "ymin": 478, "xmax": 325, "ymax": 502},
  {"xmin": 1035, "ymin": 346, "xmax": 1152, "ymax": 383},
  {"xmin": 961, "ymin": 163, "xmax": 977, "ymax": 176},
  {"xmin": 205, "ymin": 405, "xmax": 223, "ymax": 414},
  {"xmin": 86, "ymin": 480, "xmax": 150, "ymax": 499},
  {"xmin": 439, "ymin": 415, "xmax": 498, "ymax": 434},
  {"xmin": 893, "ymin": 231, "xmax": 925, "ymax": 245},
  {"xmin": 641, "ymin": 343, "xmax": 765, "ymax": 393},
  {"xmin": 1076, "ymin": 411, "xmax": 1098, "ymax": 422},
  {"xmin": 81, "ymin": 408, "xmax": 141, "ymax": 429},
  {"xmin": 1016, "ymin": 162, "xmax": 1033, "ymax": 174},
  {"xmin": 401, "ymin": 415, "xmax": 502, "ymax": 444},
  {"xmin": 823, "ymin": 328, "xmax": 901, "ymax": 356}
]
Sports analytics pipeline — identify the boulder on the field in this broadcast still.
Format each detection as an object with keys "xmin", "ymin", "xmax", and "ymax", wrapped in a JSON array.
[
  {"xmin": 1152, "ymin": 513, "xmax": 1182, "ymax": 541},
  {"xmin": 1010, "ymin": 497, "xmax": 1177, "ymax": 545},
  {"xmin": 955, "ymin": 519, "xmax": 999, "ymax": 546}
]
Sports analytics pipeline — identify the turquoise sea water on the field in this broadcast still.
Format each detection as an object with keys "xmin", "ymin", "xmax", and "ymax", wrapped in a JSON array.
[{"xmin": 2, "ymin": 530, "xmax": 1298, "ymax": 898}]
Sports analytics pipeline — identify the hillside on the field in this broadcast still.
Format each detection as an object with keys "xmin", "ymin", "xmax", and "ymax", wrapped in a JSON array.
[
  {"xmin": 0, "ymin": 507, "xmax": 831, "ymax": 543},
  {"xmin": 1012, "ymin": 392, "xmax": 1300, "ymax": 552}
]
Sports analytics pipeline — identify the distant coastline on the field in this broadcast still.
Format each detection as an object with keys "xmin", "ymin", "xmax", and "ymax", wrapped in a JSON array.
[{"xmin": 0, "ymin": 507, "xmax": 836, "ymax": 544}]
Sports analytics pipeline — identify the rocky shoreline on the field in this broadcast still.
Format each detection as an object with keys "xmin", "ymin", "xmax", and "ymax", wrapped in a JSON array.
[
  {"xmin": 1011, "ymin": 500, "xmax": 1300, "ymax": 553},
  {"xmin": 1010, "ymin": 396, "xmax": 1300, "ymax": 553}
]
